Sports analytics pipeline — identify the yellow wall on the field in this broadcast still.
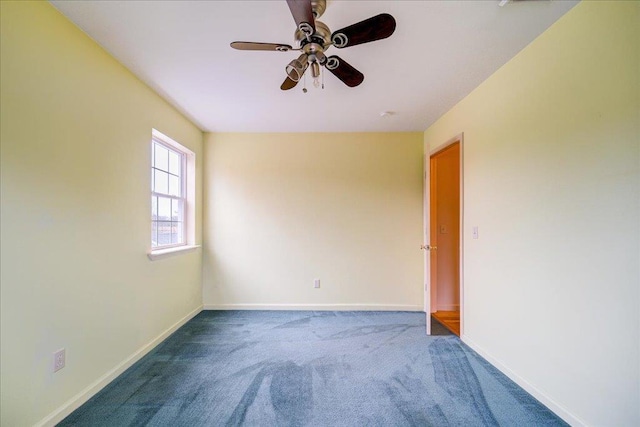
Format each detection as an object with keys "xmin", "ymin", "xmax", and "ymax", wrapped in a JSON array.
[
  {"xmin": 203, "ymin": 132, "xmax": 424, "ymax": 310},
  {"xmin": 424, "ymin": 2, "xmax": 639, "ymax": 425},
  {"xmin": 0, "ymin": 2, "xmax": 203, "ymax": 425}
]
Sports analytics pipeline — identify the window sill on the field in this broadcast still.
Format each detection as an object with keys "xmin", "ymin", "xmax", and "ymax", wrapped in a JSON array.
[{"xmin": 148, "ymin": 245, "xmax": 200, "ymax": 261}]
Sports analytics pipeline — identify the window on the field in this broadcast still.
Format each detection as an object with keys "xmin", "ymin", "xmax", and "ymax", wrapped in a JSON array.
[{"xmin": 150, "ymin": 129, "xmax": 195, "ymax": 255}]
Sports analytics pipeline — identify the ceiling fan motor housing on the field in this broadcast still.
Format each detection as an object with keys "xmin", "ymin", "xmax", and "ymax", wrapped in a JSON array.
[
  {"xmin": 295, "ymin": 20, "xmax": 332, "ymax": 49},
  {"xmin": 295, "ymin": 19, "xmax": 331, "ymax": 66}
]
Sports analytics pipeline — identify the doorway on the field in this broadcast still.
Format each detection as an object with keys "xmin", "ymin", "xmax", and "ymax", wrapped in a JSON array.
[{"xmin": 424, "ymin": 137, "xmax": 462, "ymax": 336}]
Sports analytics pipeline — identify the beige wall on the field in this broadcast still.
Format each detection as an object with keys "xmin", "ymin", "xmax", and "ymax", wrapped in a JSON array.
[
  {"xmin": 0, "ymin": 2, "xmax": 203, "ymax": 425},
  {"xmin": 203, "ymin": 132, "xmax": 424, "ymax": 310},
  {"xmin": 424, "ymin": 2, "xmax": 639, "ymax": 425}
]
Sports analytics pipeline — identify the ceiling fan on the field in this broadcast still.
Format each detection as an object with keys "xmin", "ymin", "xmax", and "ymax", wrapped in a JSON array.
[{"xmin": 230, "ymin": 0, "xmax": 396, "ymax": 91}]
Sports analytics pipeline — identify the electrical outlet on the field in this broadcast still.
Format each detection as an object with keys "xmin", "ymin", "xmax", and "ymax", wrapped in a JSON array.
[
  {"xmin": 53, "ymin": 348, "xmax": 65, "ymax": 372},
  {"xmin": 314, "ymin": 279, "xmax": 320, "ymax": 289}
]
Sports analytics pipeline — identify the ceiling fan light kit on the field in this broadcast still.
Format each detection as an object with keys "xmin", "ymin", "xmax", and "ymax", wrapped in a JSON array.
[{"xmin": 230, "ymin": 0, "xmax": 396, "ymax": 92}]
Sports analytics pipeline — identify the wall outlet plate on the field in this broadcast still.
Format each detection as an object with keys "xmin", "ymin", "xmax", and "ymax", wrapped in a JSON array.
[{"xmin": 53, "ymin": 348, "xmax": 65, "ymax": 372}]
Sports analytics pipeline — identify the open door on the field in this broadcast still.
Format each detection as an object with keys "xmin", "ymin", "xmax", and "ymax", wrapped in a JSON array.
[{"xmin": 424, "ymin": 136, "xmax": 463, "ymax": 336}]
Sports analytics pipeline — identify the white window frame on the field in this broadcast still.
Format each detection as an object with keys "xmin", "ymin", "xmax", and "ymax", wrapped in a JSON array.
[
  {"xmin": 152, "ymin": 139, "xmax": 186, "ymax": 249},
  {"xmin": 148, "ymin": 129, "xmax": 198, "ymax": 260}
]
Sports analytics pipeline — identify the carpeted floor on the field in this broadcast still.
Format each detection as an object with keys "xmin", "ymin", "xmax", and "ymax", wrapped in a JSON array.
[{"xmin": 60, "ymin": 311, "xmax": 567, "ymax": 426}]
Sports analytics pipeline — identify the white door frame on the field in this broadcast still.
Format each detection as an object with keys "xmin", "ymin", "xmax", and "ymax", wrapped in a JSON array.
[
  {"xmin": 423, "ymin": 153, "xmax": 431, "ymax": 334},
  {"xmin": 424, "ymin": 133, "xmax": 465, "ymax": 336}
]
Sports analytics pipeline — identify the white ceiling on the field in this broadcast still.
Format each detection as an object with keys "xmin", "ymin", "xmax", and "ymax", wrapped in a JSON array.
[{"xmin": 50, "ymin": 0, "xmax": 578, "ymax": 132}]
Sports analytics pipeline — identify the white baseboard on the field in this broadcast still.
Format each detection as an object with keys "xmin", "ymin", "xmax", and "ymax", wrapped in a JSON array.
[
  {"xmin": 35, "ymin": 305, "xmax": 203, "ymax": 427},
  {"xmin": 203, "ymin": 303, "xmax": 423, "ymax": 312},
  {"xmin": 461, "ymin": 334, "xmax": 585, "ymax": 427}
]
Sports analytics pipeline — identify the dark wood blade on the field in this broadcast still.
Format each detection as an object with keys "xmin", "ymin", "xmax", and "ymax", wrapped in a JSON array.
[
  {"xmin": 286, "ymin": 0, "xmax": 315, "ymax": 34},
  {"xmin": 325, "ymin": 56, "xmax": 364, "ymax": 87},
  {"xmin": 230, "ymin": 41, "xmax": 293, "ymax": 52},
  {"xmin": 331, "ymin": 13, "xmax": 396, "ymax": 49},
  {"xmin": 280, "ymin": 76, "xmax": 299, "ymax": 91}
]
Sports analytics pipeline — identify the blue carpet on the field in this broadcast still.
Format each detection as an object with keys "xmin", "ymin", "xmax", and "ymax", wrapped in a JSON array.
[{"xmin": 60, "ymin": 311, "xmax": 567, "ymax": 426}]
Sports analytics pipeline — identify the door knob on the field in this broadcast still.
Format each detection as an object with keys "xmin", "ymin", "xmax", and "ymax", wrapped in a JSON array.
[{"xmin": 420, "ymin": 245, "xmax": 437, "ymax": 251}]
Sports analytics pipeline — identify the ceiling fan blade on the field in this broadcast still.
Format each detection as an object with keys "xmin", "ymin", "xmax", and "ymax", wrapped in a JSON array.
[
  {"xmin": 331, "ymin": 13, "xmax": 396, "ymax": 49},
  {"xmin": 325, "ymin": 56, "xmax": 364, "ymax": 87},
  {"xmin": 280, "ymin": 76, "xmax": 299, "ymax": 91},
  {"xmin": 230, "ymin": 41, "xmax": 293, "ymax": 52},
  {"xmin": 286, "ymin": 0, "xmax": 315, "ymax": 36}
]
